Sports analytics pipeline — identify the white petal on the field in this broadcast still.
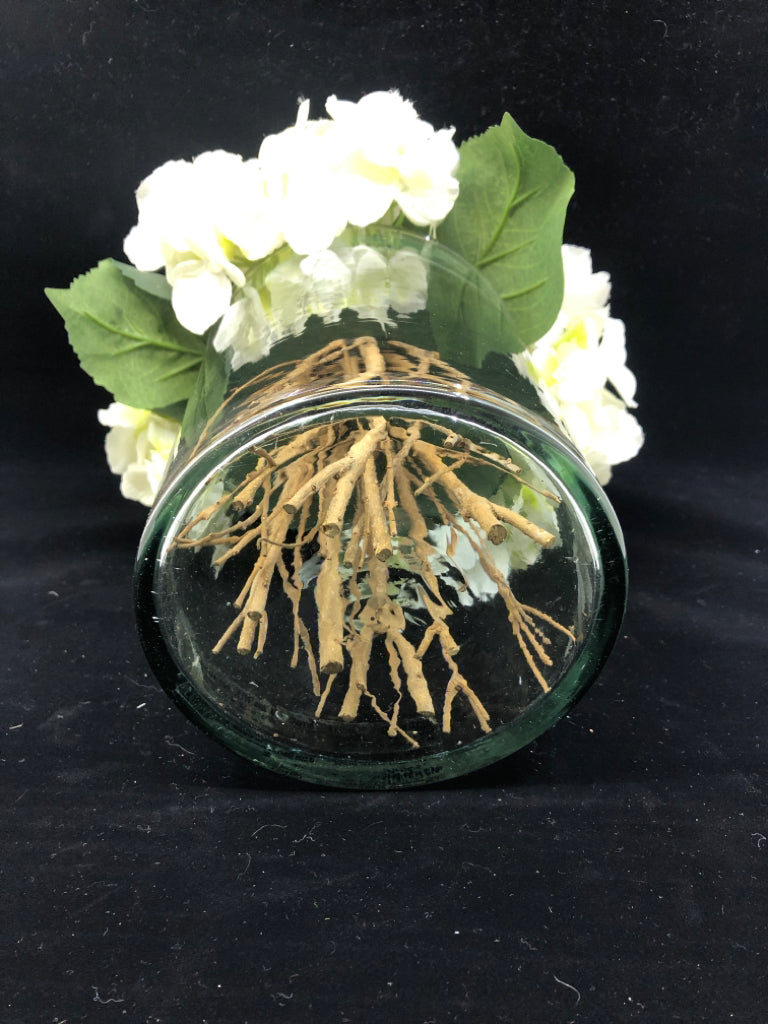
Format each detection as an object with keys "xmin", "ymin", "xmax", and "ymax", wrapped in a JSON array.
[
  {"xmin": 145, "ymin": 450, "xmax": 173, "ymax": 498},
  {"xmin": 387, "ymin": 250, "xmax": 428, "ymax": 314},
  {"xmin": 104, "ymin": 425, "xmax": 140, "ymax": 475},
  {"xmin": 215, "ymin": 160, "xmax": 284, "ymax": 261},
  {"xmin": 97, "ymin": 402, "xmax": 147, "ymax": 430},
  {"xmin": 396, "ymin": 185, "xmax": 457, "ymax": 227},
  {"xmin": 600, "ymin": 318, "xmax": 638, "ymax": 406},
  {"xmin": 213, "ymin": 286, "xmax": 274, "ymax": 368},
  {"xmin": 339, "ymin": 169, "xmax": 399, "ymax": 227},
  {"xmin": 170, "ymin": 266, "xmax": 232, "ymax": 334},
  {"xmin": 281, "ymin": 182, "xmax": 347, "ymax": 254},
  {"xmin": 561, "ymin": 394, "xmax": 644, "ymax": 482},
  {"xmin": 119, "ymin": 464, "xmax": 155, "ymax": 506},
  {"xmin": 607, "ymin": 363, "xmax": 638, "ymax": 408},
  {"xmin": 146, "ymin": 415, "xmax": 181, "ymax": 457},
  {"xmin": 396, "ymin": 129, "xmax": 460, "ymax": 225},
  {"xmin": 552, "ymin": 347, "xmax": 607, "ymax": 403},
  {"xmin": 560, "ymin": 245, "xmax": 611, "ymax": 321},
  {"xmin": 99, "ymin": 404, "xmax": 180, "ymax": 505},
  {"xmin": 123, "ymin": 224, "xmax": 165, "ymax": 271},
  {"xmin": 300, "ymin": 249, "xmax": 352, "ymax": 320},
  {"xmin": 265, "ymin": 258, "xmax": 312, "ymax": 336},
  {"xmin": 134, "ymin": 158, "xmax": 193, "ymax": 205},
  {"xmin": 338, "ymin": 246, "xmax": 388, "ymax": 324},
  {"xmin": 558, "ymin": 403, "xmax": 593, "ymax": 453}
]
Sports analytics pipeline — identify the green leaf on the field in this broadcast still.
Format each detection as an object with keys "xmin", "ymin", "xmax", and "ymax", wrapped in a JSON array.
[
  {"xmin": 179, "ymin": 346, "xmax": 228, "ymax": 444},
  {"xmin": 425, "ymin": 248, "xmax": 510, "ymax": 368},
  {"xmin": 437, "ymin": 112, "xmax": 574, "ymax": 350},
  {"xmin": 114, "ymin": 262, "xmax": 173, "ymax": 301},
  {"xmin": 45, "ymin": 259, "xmax": 206, "ymax": 412}
]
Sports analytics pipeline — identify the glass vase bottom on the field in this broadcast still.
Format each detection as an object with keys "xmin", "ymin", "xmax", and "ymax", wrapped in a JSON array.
[{"xmin": 136, "ymin": 386, "xmax": 625, "ymax": 789}]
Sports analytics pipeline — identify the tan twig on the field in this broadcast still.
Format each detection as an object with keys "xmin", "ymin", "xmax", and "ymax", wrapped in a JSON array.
[{"xmin": 184, "ymin": 335, "xmax": 572, "ymax": 747}]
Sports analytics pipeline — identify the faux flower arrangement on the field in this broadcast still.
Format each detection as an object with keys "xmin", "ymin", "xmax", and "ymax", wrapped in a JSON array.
[
  {"xmin": 45, "ymin": 92, "xmax": 641, "ymax": 772},
  {"xmin": 47, "ymin": 90, "xmax": 642, "ymax": 505}
]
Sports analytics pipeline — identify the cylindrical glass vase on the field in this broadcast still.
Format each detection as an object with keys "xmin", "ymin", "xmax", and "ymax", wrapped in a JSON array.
[{"xmin": 135, "ymin": 228, "xmax": 627, "ymax": 789}]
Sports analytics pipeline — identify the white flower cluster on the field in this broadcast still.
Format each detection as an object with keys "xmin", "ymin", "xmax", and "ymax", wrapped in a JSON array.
[
  {"xmin": 97, "ymin": 403, "xmax": 181, "ymax": 506},
  {"xmin": 515, "ymin": 245, "xmax": 644, "ymax": 483},
  {"xmin": 213, "ymin": 243, "xmax": 428, "ymax": 370},
  {"xmin": 124, "ymin": 92, "xmax": 459, "ymax": 336}
]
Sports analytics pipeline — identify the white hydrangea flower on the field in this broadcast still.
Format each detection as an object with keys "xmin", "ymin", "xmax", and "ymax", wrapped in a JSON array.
[
  {"xmin": 212, "ymin": 244, "xmax": 430, "ymax": 369},
  {"xmin": 124, "ymin": 151, "xmax": 261, "ymax": 334},
  {"xmin": 256, "ymin": 92, "xmax": 460, "ymax": 256},
  {"xmin": 258, "ymin": 99, "xmax": 351, "ymax": 255},
  {"xmin": 259, "ymin": 249, "xmax": 357, "ymax": 342},
  {"xmin": 325, "ymin": 91, "xmax": 460, "ymax": 229},
  {"xmin": 97, "ymin": 403, "xmax": 180, "ymax": 506},
  {"xmin": 340, "ymin": 246, "xmax": 428, "ymax": 321},
  {"xmin": 125, "ymin": 93, "xmax": 459, "ymax": 336},
  {"xmin": 515, "ymin": 245, "xmax": 644, "ymax": 484}
]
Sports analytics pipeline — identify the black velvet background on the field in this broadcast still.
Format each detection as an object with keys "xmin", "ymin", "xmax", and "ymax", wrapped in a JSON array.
[{"xmin": 2, "ymin": 2, "xmax": 767, "ymax": 1021}]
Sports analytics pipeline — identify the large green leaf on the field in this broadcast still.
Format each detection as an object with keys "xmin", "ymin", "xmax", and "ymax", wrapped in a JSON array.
[
  {"xmin": 45, "ymin": 259, "xmax": 206, "ymax": 411},
  {"xmin": 437, "ymin": 113, "xmax": 574, "ymax": 351}
]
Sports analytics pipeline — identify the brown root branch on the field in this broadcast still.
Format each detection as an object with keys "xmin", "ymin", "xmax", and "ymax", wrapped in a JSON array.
[{"xmin": 174, "ymin": 337, "xmax": 574, "ymax": 748}]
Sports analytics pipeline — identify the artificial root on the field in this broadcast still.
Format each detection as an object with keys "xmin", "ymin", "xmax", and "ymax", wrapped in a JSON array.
[{"xmin": 173, "ymin": 337, "xmax": 574, "ymax": 747}]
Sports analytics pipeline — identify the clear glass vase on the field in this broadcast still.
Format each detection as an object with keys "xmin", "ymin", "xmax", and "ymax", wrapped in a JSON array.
[{"xmin": 134, "ymin": 227, "xmax": 627, "ymax": 789}]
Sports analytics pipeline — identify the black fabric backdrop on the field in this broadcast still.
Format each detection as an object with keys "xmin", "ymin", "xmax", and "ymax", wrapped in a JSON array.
[{"xmin": 2, "ymin": 2, "xmax": 767, "ymax": 1021}]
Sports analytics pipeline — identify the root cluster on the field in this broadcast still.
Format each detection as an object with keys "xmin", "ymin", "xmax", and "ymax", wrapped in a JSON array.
[{"xmin": 173, "ymin": 337, "xmax": 575, "ymax": 747}]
